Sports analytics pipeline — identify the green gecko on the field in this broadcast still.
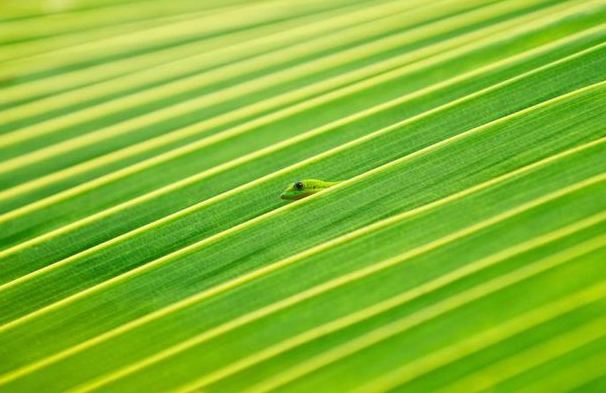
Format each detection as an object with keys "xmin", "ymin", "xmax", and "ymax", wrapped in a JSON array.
[{"xmin": 280, "ymin": 179, "xmax": 340, "ymax": 201}]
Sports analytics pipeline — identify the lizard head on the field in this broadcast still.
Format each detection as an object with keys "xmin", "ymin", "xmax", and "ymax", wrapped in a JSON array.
[{"xmin": 280, "ymin": 180, "xmax": 312, "ymax": 200}]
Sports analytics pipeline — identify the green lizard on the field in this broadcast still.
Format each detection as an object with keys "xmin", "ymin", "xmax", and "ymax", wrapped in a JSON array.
[{"xmin": 280, "ymin": 179, "xmax": 340, "ymax": 201}]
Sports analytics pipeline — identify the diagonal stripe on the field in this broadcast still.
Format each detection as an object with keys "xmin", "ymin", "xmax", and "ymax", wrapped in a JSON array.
[
  {"xmin": 0, "ymin": 0, "xmax": 454, "ymax": 150},
  {"xmin": 0, "ymin": 0, "xmax": 366, "ymax": 104},
  {"xmin": 0, "ymin": 79, "xmax": 602, "ymax": 335},
  {"xmin": 0, "ymin": 0, "xmax": 344, "ymax": 72},
  {"xmin": 0, "ymin": 0, "xmax": 548, "ymax": 174},
  {"xmin": 515, "ymin": 350, "xmax": 606, "ymax": 393},
  {"xmin": 2, "ymin": 142, "xmax": 604, "ymax": 386},
  {"xmin": 0, "ymin": 10, "xmax": 208, "ymax": 63},
  {"xmin": 0, "ymin": 0, "xmax": 606, "ymax": 391},
  {"xmin": 2, "ymin": 10, "xmax": 602, "ymax": 229},
  {"xmin": 0, "ymin": 0, "xmax": 429, "ymax": 129},
  {"xmin": 4, "ymin": 28, "xmax": 603, "ymax": 283},
  {"xmin": 81, "ymin": 208, "xmax": 606, "ymax": 393},
  {"xmin": 240, "ymin": 237, "xmax": 606, "ymax": 393},
  {"xmin": 431, "ymin": 316, "xmax": 606, "ymax": 393},
  {"xmin": 0, "ymin": 0, "xmax": 236, "ymax": 21},
  {"xmin": 0, "ymin": 0, "xmax": 242, "ymax": 44},
  {"xmin": 351, "ymin": 284, "xmax": 606, "ymax": 393}
]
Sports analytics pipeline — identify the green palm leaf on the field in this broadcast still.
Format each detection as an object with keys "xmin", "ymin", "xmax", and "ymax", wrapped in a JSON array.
[{"xmin": 1, "ymin": 0, "xmax": 605, "ymax": 392}]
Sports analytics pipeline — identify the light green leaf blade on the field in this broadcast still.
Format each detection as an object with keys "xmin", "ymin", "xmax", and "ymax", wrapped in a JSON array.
[{"xmin": 1, "ymin": 1, "xmax": 605, "ymax": 392}]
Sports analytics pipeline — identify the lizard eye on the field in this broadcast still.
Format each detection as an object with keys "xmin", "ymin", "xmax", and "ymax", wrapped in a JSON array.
[{"xmin": 294, "ymin": 181, "xmax": 304, "ymax": 191}]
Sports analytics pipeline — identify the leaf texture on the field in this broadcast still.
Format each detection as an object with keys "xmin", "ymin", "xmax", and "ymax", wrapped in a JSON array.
[{"xmin": 0, "ymin": 0, "xmax": 605, "ymax": 392}]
